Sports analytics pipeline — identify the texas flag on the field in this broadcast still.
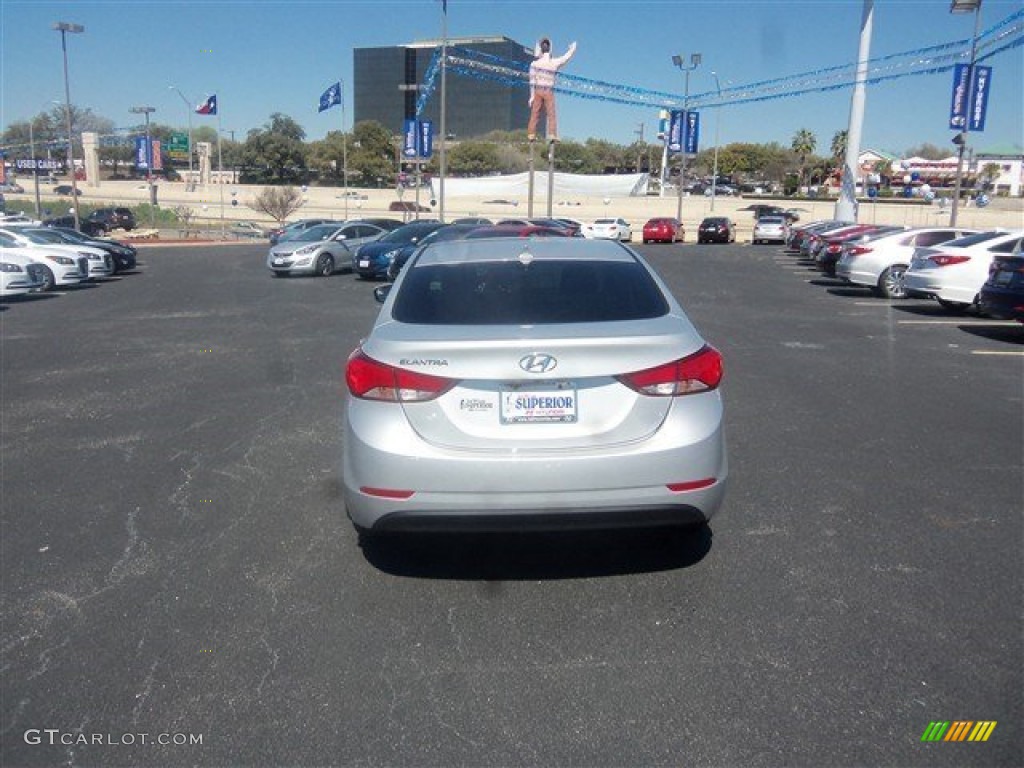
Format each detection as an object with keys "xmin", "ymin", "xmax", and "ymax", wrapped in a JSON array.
[{"xmin": 195, "ymin": 94, "xmax": 217, "ymax": 115}]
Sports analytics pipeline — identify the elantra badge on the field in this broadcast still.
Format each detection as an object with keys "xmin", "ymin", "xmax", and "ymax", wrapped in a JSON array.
[{"xmin": 519, "ymin": 353, "xmax": 558, "ymax": 374}]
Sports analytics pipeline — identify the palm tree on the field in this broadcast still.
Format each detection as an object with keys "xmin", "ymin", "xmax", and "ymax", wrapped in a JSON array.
[
  {"xmin": 830, "ymin": 130, "xmax": 848, "ymax": 165},
  {"xmin": 791, "ymin": 129, "xmax": 816, "ymax": 195}
]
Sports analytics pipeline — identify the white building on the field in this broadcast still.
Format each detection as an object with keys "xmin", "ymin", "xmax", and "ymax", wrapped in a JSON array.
[{"xmin": 974, "ymin": 144, "xmax": 1023, "ymax": 197}]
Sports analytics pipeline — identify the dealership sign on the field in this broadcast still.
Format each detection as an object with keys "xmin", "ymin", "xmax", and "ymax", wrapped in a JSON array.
[{"xmin": 949, "ymin": 64, "xmax": 992, "ymax": 132}]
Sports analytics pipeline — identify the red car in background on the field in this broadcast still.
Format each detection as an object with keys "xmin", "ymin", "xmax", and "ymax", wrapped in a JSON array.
[{"xmin": 642, "ymin": 217, "xmax": 685, "ymax": 244}]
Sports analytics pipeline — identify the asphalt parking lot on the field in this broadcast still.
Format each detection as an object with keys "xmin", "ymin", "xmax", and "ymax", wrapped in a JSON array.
[{"xmin": 2, "ymin": 241, "xmax": 1021, "ymax": 767}]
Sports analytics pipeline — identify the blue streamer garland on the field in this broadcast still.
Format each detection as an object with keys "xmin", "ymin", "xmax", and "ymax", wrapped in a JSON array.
[{"xmin": 413, "ymin": 9, "xmax": 1023, "ymax": 117}]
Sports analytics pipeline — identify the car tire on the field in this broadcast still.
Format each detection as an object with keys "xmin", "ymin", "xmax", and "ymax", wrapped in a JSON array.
[
  {"xmin": 316, "ymin": 254, "xmax": 334, "ymax": 277},
  {"xmin": 877, "ymin": 265, "xmax": 908, "ymax": 299},
  {"xmin": 272, "ymin": 271, "xmax": 288, "ymax": 278},
  {"xmin": 643, "ymin": 239, "xmax": 649, "ymax": 244},
  {"xmin": 38, "ymin": 265, "xmax": 56, "ymax": 292}
]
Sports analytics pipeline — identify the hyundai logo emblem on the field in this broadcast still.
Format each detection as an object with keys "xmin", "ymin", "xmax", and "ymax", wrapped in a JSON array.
[{"xmin": 519, "ymin": 353, "xmax": 558, "ymax": 374}]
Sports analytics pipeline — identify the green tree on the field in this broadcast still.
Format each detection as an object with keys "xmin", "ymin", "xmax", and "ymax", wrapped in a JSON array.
[
  {"xmin": 447, "ymin": 141, "xmax": 502, "ymax": 176},
  {"xmin": 238, "ymin": 113, "xmax": 309, "ymax": 184}
]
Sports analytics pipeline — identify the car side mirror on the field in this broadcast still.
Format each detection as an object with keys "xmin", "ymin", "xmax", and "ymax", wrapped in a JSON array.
[{"xmin": 373, "ymin": 284, "xmax": 392, "ymax": 304}]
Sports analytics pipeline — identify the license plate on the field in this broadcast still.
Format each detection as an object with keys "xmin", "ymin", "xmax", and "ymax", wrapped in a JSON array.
[
  {"xmin": 359, "ymin": 260, "xmax": 370, "ymax": 268},
  {"xmin": 273, "ymin": 257, "xmax": 284, "ymax": 265},
  {"xmin": 500, "ymin": 388, "xmax": 578, "ymax": 424},
  {"xmin": 994, "ymin": 270, "xmax": 1013, "ymax": 286}
]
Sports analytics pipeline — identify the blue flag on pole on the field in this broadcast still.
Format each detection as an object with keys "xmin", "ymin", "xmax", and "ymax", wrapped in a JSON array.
[{"xmin": 319, "ymin": 82, "xmax": 342, "ymax": 113}]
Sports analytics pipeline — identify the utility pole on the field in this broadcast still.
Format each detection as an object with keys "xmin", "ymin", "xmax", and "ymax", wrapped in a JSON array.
[
  {"xmin": 672, "ymin": 53, "xmax": 701, "ymax": 224},
  {"xmin": 949, "ymin": 0, "xmax": 983, "ymax": 226},
  {"xmin": 835, "ymin": 0, "xmax": 874, "ymax": 223},
  {"xmin": 634, "ymin": 122, "xmax": 645, "ymax": 173}
]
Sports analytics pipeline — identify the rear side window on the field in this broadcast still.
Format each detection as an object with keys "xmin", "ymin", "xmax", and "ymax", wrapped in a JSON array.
[
  {"xmin": 946, "ymin": 231, "xmax": 1004, "ymax": 248},
  {"xmin": 392, "ymin": 260, "xmax": 669, "ymax": 325}
]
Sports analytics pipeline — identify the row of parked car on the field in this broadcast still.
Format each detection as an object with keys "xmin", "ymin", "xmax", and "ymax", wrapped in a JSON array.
[
  {"xmin": 0, "ymin": 213, "xmax": 139, "ymax": 297},
  {"xmin": 784, "ymin": 218, "xmax": 1024, "ymax": 320}
]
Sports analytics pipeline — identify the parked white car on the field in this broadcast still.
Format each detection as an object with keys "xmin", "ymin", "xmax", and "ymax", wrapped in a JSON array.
[
  {"xmin": 903, "ymin": 230, "xmax": 1024, "ymax": 310},
  {"xmin": 0, "ymin": 230, "xmax": 89, "ymax": 290},
  {"xmin": 19, "ymin": 227, "xmax": 113, "ymax": 278},
  {"xmin": 0, "ymin": 247, "xmax": 47, "ymax": 297},
  {"xmin": 836, "ymin": 227, "xmax": 978, "ymax": 299},
  {"xmin": 590, "ymin": 218, "xmax": 632, "ymax": 242}
]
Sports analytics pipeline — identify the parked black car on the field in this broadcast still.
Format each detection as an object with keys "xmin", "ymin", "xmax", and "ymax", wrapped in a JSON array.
[
  {"xmin": 979, "ymin": 255, "xmax": 1024, "ymax": 322},
  {"xmin": 86, "ymin": 207, "xmax": 136, "ymax": 234},
  {"xmin": 47, "ymin": 227, "xmax": 138, "ymax": 273},
  {"xmin": 42, "ymin": 215, "xmax": 106, "ymax": 237},
  {"xmin": 697, "ymin": 217, "xmax": 736, "ymax": 244},
  {"xmin": 53, "ymin": 185, "xmax": 82, "ymax": 197}
]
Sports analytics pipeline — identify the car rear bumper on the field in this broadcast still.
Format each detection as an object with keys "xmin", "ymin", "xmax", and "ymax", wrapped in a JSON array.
[
  {"xmin": 343, "ymin": 398, "xmax": 728, "ymax": 531},
  {"xmin": 903, "ymin": 272, "xmax": 976, "ymax": 304}
]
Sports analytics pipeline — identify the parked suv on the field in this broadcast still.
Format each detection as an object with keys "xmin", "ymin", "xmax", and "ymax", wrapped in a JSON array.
[{"xmin": 86, "ymin": 207, "xmax": 136, "ymax": 234}]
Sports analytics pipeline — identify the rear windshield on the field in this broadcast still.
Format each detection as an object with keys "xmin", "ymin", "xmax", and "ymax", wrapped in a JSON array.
[
  {"xmin": 942, "ymin": 231, "xmax": 1004, "ymax": 248},
  {"xmin": 392, "ymin": 259, "xmax": 669, "ymax": 325}
]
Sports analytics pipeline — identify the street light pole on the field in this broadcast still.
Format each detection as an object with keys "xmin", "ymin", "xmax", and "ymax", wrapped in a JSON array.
[
  {"xmin": 672, "ymin": 53, "xmax": 701, "ymax": 224},
  {"xmin": 130, "ymin": 106, "xmax": 156, "ymax": 223},
  {"xmin": 28, "ymin": 118, "xmax": 42, "ymax": 218},
  {"xmin": 710, "ymin": 71, "xmax": 723, "ymax": 212},
  {"xmin": 52, "ymin": 21, "xmax": 84, "ymax": 231},
  {"xmin": 169, "ymin": 86, "xmax": 195, "ymax": 182},
  {"xmin": 949, "ymin": 0, "xmax": 983, "ymax": 227}
]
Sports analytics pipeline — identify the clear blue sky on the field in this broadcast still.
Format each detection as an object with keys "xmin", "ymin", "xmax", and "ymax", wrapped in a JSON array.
[{"xmin": 2, "ymin": 0, "xmax": 1021, "ymax": 158}]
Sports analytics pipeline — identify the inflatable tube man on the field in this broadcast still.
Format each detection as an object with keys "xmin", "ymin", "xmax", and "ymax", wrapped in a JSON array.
[{"xmin": 528, "ymin": 37, "xmax": 577, "ymax": 143}]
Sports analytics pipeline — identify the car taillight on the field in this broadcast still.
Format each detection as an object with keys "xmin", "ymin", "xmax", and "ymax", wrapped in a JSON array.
[
  {"xmin": 928, "ymin": 254, "xmax": 971, "ymax": 267},
  {"xmin": 617, "ymin": 345, "xmax": 723, "ymax": 396},
  {"xmin": 345, "ymin": 349, "xmax": 455, "ymax": 402},
  {"xmin": 826, "ymin": 243, "xmax": 842, "ymax": 254}
]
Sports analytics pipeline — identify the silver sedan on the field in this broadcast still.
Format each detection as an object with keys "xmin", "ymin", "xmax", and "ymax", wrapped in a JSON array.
[
  {"xmin": 267, "ymin": 221, "xmax": 388, "ymax": 277},
  {"xmin": 342, "ymin": 237, "xmax": 728, "ymax": 536}
]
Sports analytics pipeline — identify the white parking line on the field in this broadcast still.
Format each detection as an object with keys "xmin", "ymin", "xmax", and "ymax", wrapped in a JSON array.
[
  {"xmin": 897, "ymin": 319, "xmax": 1019, "ymax": 326},
  {"xmin": 970, "ymin": 350, "xmax": 1024, "ymax": 356}
]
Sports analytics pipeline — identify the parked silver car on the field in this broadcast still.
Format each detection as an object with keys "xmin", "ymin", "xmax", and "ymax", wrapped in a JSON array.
[
  {"xmin": 267, "ymin": 221, "xmax": 391, "ymax": 277},
  {"xmin": 835, "ymin": 227, "xmax": 977, "ymax": 298},
  {"xmin": 342, "ymin": 237, "xmax": 728, "ymax": 536},
  {"xmin": 752, "ymin": 216, "xmax": 789, "ymax": 245}
]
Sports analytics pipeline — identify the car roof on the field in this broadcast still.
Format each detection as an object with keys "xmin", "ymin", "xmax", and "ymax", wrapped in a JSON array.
[{"xmin": 413, "ymin": 236, "xmax": 634, "ymax": 267}]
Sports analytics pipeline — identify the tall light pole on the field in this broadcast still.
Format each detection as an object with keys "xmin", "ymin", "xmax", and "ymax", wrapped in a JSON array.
[
  {"xmin": 949, "ymin": 0, "xmax": 983, "ymax": 226},
  {"xmin": 27, "ymin": 117, "xmax": 42, "ymax": 218},
  {"xmin": 168, "ymin": 86, "xmax": 195, "ymax": 181},
  {"xmin": 710, "ymin": 71, "xmax": 723, "ymax": 211},
  {"xmin": 130, "ymin": 106, "xmax": 157, "ymax": 222},
  {"xmin": 52, "ymin": 21, "xmax": 84, "ymax": 231},
  {"xmin": 672, "ymin": 53, "xmax": 701, "ymax": 224}
]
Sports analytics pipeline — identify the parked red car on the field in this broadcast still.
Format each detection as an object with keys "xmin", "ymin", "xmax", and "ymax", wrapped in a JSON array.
[{"xmin": 642, "ymin": 217, "xmax": 685, "ymax": 244}]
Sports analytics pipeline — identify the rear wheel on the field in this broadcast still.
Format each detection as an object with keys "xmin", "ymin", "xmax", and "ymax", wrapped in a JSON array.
[
  {"xmin": 316, "ymin": 254, "xmax": 334, "ymax": 277},
  {"xmin": 878, "ymin": 265, "xmax": 908, "ymax": 299}
]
